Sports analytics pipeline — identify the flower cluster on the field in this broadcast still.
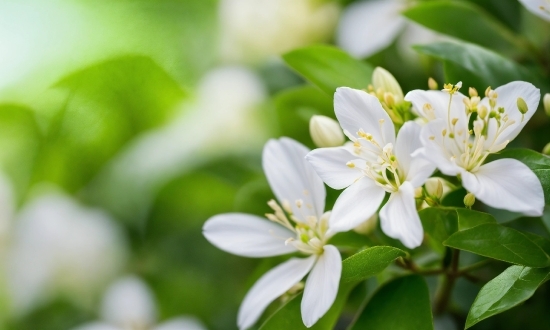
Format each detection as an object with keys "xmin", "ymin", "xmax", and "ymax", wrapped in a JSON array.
[{"xmin": 203, "ymin": 67, "xmax": 545, "ymax": 329}]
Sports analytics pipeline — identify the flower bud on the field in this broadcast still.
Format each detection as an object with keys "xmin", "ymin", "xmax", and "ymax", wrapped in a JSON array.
[
  {"xmin": 428, "ymin": 77, "xmax": 438, "ymax": 90},
  {"xmin": 372, "ymin": 67, "xmax": 403, "ymax": 102},
  {"xmin": 464, "ymin": 192, "xmax": 476, "ymax": 208},
  {"xmin": 544, "ymin": 93, "xmax": 550, "ymax": 117},
  {"xmin": 516, "ymin": 97, "xmax": 528, "ymax": 114},
  {"xmin": 414, "ymin": 187, "xmax": 423, "ymax": 199},
  {"xmin": 354, "ymin": 214, "xmax": 378, "ymax": 235},
  {"xmin": 543, "ymin": 142, "xmax": 550, "ymax": 156},
  {"xmin": 425, "ymin": 178, "xmax": 443, "ymax": 200},
  {"xmin": 309, "ymin": 115, "xmax": 345, "ymax": 148}
]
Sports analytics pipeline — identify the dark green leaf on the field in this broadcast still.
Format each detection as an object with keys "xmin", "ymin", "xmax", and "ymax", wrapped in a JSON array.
[
  {"xmin": 341, "ymin": 246, "xmax": 406, "ymax": 283},
  {"xmin": 465, "ymin": 265, "xmax": 550, "ymax": 328},
  {"xmin": 282, "ymin": 45, "xmax": 374, "ymax": 95},
  {"xmin": 259, "ymin": 281, "xmax": 356, "ymax": 330},
  {"xmin": 404, "ymin": 1, "xmax": 523, "ymax": 53},
  {"xmin": 414, "ymin": 41, "xmax": 539, "ymax": 91},
  {"xmin": 350, "ymin": 275, "xmax": 433, "ymax": 330},
  {"xmin": 456, "ymin": 208, "xmax": 497, "ymax": 230},
  {"xmin": 444, "ymin": 223, "xmax": 550, "ymax": 267},
  {"xmin": 487, "ymin": 148, "xmax": 550, "ymax": 204}
]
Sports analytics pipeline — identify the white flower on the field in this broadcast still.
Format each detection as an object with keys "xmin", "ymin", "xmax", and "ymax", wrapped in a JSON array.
[
  {"xmin": 71, "ymin": 275, "xmax": 206, "ymax": 330},
  {"xmin": 203, "ymin": 138, "xmax": 342, "ymax": 329},
  {"xmin": 6, "ymin": 191, "xmax": 127, "ymax": 315},
  {"xmin": 405, "ymin": 81, "xmax": 544, "ymax": 216},
  {"xmin": 306, "ymin": 88, "xmax": 435, "ymax": 248},
  {"xmin": 518, "ymin": 0, "xmax": 550, "ymax": 21}
]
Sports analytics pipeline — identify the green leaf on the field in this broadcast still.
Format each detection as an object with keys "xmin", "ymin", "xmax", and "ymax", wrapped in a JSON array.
[
  {"xmin": 444, "ymin": 223, "xmax": 550, "ymax": 267},
  {"xmin": 341, "ymin": 246, "xmax": 407, "ymax": 283},
  {"xmin": 282, "ymin": 45, "xmax": 374, "ymax": 95},
  {"xmin": 404, "ymin": 1, "xmax": 523, "ymax": 53},
  {"xmin": 33, "ymin": 56, "xmax": 186, "ymax": 192},
  {"xmin": 259, "ymin": 281, "xmax": 356, "ymax": 330},
  {"xmin": 350, "ymin": 275, "xmax": 433, "ymax": 330},
  {"xmin": 487, "ymin": 148, "xmax": 550, "ymax": 204},
  {"xmin": 414, "ymin": 41, "xmax": 539, "ymax": 92},
  {"xmin": 465, "ymin": 265, "xmax": 550, "ymax": 328},
  {"xmin": 419, "ymin": 207, "xmax": 496, "ymax": 249}
]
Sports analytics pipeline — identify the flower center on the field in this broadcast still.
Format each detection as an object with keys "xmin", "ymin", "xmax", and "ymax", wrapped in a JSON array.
[
  {"xmin": 427, "ymin": 84, "xmax": 518, "ymax": 172},
  {"xmin": 265, "ymin": 199, "xmax": 328, "ymax": 255}
]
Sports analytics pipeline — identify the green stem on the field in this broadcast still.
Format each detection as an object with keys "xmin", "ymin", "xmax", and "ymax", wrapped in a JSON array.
[{"xmin": 433, "ymin": 249, "xmax": 460, "ymax": 315}]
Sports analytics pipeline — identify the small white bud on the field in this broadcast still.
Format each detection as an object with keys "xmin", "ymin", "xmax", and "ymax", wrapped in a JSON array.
[
  {"xmin": 425, "ymin": 178, "xmax": 443, "ymax": 200},
  {"xmin": 309, "ymin": 115, "xmax": 345, "ymax": 148},
  {"xmin": 353, "ymin": 213, "xmax": 378, "ymax": 235},
  {"xmin": 543, "ymin": 93, "xmax": 550, "ymax": 117},
  {"xmin": 372, "ymin": 67, "xmax": 404, "ymax": 102},
  {"xmin": 428, "ymin": 77, "xmax": 438, "ymax": 90}
]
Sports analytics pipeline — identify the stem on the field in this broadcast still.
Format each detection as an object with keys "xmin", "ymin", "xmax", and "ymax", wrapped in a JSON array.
[{"xmin": 433, "ymin": 249, "xmax": 460, "ymax": 315}]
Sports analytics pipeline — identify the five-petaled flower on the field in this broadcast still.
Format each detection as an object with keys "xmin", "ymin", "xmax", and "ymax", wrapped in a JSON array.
[
  {"xmin": 405, "ymin": 81, "xmax": 544, "ymax": 216},
  {"xmin": 306, "ymin": 87, "xmax": 435, "ymax": 249},
  {"xmin": 203, "ymin": 138, "xmax": 342, "ymax": 329}
]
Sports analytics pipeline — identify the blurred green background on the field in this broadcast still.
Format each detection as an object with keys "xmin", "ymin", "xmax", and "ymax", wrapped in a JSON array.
[{"xmin": 0, "ymin": 0, "xmax": 549, "ymax": 329}]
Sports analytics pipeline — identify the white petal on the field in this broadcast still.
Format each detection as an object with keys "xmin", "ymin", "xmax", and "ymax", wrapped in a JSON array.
[
  {"xmin": 461, "ymin": 159, "xmax": 544, "ymax": 216},
  {"xmin": 70, "ymin": 322, "xmax": 121, "ymax": 330},
  {"xmin": 479, "ymin": 81, "xmax": 540, "ymax": 147},
  {"xmin": 301, "ymin": 245, "xmax": 342, "ymax": 328},
  {"xmin": 334, "ymin": 87, "xmax": 395, "ymax": 147},
  {"xmin": 263, "ymin": 138, "xmax": 326, "ymax": 220},
  {"xmin": 518, "ymin": 0, "xmax": 550, "ymax": 21},
  {"xmin": 203, "ymin": 213, "xmax": 297, "ymax": 258},
  {"xmin": 394, "ymin": 121, "xmax": 436, "ymax": 186},
  {"xmin": 238, "ymin": 256, "xmax": 316, "ymax": 330},
  {"xmin": 306, "ymin": 147, "xmax": 363, "ymax": 190},
  {"xmin": 101, "ymin": 276, "xmax": 157, "ymax": 328},
  {"xmin": 336, "ymin": 0, "xmax": 405, "ymax": 58},
  {"xmin": 418, "ymin": 119, "xmax": 462, "ymax": 176},
  {"xmin": 404, "ymin": 89, "xmax": 468, "ymax": 124},
  {"xmin": 329, "ymin": 178, "xmax": 385, "ymax": 234},
  {"xmin": 154, "ymin": 317, "xmax": 207, "ymax": 330},
  {"xmin": 379, "ymin": 182, "xmax": 423, "ymax": 249}
]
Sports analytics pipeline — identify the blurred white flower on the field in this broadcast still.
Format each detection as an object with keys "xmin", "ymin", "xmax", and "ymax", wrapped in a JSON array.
[
  {"xmin": 336, "ymin": 0, "xmax": 439, "ymax": 59},
  {"xmin": 219, "ymin": 0, "xmax": 339, "ymax": 63},
  {"xmin": 519, "ymin": 0, "xmax": 550, "ymax": 21},
  {"xmin": 6, "ymin": 191, "xmax": 127, "ymax": 315},
  {"xmin": 204, "ymin": 138, "xmax": 342, "ymax": 329},
  {"xmin": 84, "ymin": 66, "xmax": 269, "ymax": 220},
  {"xmin": 72, "ymin": 275, "xmax": 206, "ymax": 330}
]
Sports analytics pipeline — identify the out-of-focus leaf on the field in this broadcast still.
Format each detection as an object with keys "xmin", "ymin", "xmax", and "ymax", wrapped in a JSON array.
[
  {"xmin": 32, "ymin": 56, "xmax": 186, "ymax": 192},
  {"xmin": 350, "ymin": 275, "xmax": 433, "ymax": 330},
  {"xmin": 259, "ymin": 281, "xmax": 356, "ymax": 330},
  {"xmin": 341, "ymin": 246, "xmax": 406, "ymax": 283},
  {"xmin": 0, "ymin": 104, "xmax": 42, "ymax": 197},
  {"xmin": 444, "ymin": 223, "xmax": 550, "ymax": 267},
  {"xmin": 465, "ymin": 265, "xmax": 550, "ymax": 328},
  {"xmin": 282, "ymin": 45, "xmax": 374, "ymax": 95},
  {"xmin": 414, "ymin": 41, "xmax": 541, "ymax": 92},
  {"xmin": 404, "ymin": 1, "xmax": 523, "ymax": 53},
  {"xmin": 487, "ymin": 149, "xmax": 550, "ymax": 204},
  {"xmin": 273, "ymin": 86, "xmax": 333, "ymax": 148}
]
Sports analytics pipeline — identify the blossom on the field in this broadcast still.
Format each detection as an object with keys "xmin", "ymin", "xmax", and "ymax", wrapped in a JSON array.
[
  {"xmin": 405, "ymin": 81, "xmax": 544, "ymax": 216},
  {"xmin": 518, "ymin": 0, "xmax": 550, "ymax": 21},
  {"xmin": 71, "ymin": 275, "xmax": 206, "ymax": 330},
  {"xmin": 306, "ymin": 88, "xmax": 435, "ymax": 248},
  {"xmin": 203, "ymin": 138, "xmax": 342, "ymax": 329}
]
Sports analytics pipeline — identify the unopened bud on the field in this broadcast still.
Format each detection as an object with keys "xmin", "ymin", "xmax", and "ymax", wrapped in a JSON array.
[
  {"xmin": 484, "ymin": 86, "xmax": 492, "ymax": 97},
  {"xmin": 384, "ymin": 92, "xmax": 395, "ymax": 107},
  {"xmin": 469, "ymin": 87, "xmax": 478, "ymax": 97},
  {"xmin": 517, "ymin": 97, "xmax": 528, "ymax": 114},
  {"xmin": 425, "ymin": 178, "xmax": 443, "ymax": 200},
  {"xmin": 543, "ymin": 93, "xmax": 550, "ymax": 117},
  {"xmin": 464, "ymin": 192, "xmax": 476, "ymax": 208},
  {"xmin": 372, "ymin": 67, "xmax": 403, "ymax": 102},
  {"xmin": 428, "ymin": 77, "xmax": 438, "ymax": 90},
  {"xmin": 414, "ymin": 187, "xmax": 423, "ymax": 199},
  {"xmin": 543, "ymin": 142, "xmax": 550, "ymax": 156},
  {"xmin": 309, "ymin": 115, "xmax": 345, "ymax": 148},
  {"xmin": 354, "ymin": 214, "xmax": 378, "ymax": 235}
]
